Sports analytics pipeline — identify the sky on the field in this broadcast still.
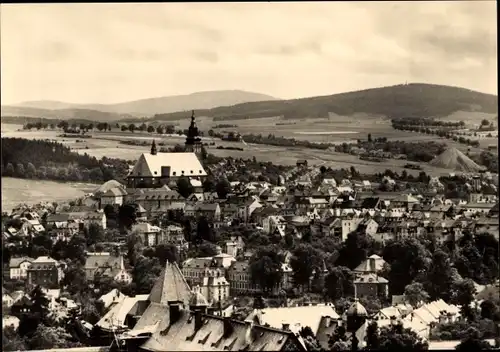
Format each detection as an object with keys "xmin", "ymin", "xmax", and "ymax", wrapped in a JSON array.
[{"xmin": 1, "ymin": 1, "xmax": 497, "ymax": 105}]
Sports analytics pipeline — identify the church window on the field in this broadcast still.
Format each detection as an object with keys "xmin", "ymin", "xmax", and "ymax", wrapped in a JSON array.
[
  {"xmin": 173, "ymin": 172, "xmax": 176, "ymax": 176},
  {"xmin": 199, "ymin": 170, "xmax": 203, "ymax": 173},
  {"xmin": 190, "ymin": 170, "xmax": 193, "ymax": 174},
  {"xmin": 181, "ymin": 171, "xmax": 185, "ymax": 174}
]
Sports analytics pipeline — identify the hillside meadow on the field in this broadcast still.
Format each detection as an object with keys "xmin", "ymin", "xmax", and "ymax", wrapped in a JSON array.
[{"xmin": 2, "ymin": 177, "xmax": 97, "ymax": 212}]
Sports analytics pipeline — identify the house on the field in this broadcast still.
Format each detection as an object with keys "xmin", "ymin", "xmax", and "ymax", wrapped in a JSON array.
[
  {"xmin": 3, "ymin": 289, "xmax": 14, "ymax": 308},
  {"xmin": 132, "ymin": 223, "xmax": 164, "ymax": 247},
  {"xmin": 164, "ymin": 225, "xmax": 186, "ymax": 247},
  {"xmin": 243, "ymin": 198, "xmax": 263, "ymax": 222},
  {"xmin": 131, "ymin": 187, "xmax": 186, "ymax": 215},
  {"xmin": 193, "ymin": 267, "xmax": 231, "ymax": 304},
  {"xmin": 100, "ymin": 187, "xmax": 127, "ymax": 207},
  {"xmin": 2, "ymin": 315, "xmax": 20, "ymax": 330},
  {"xmin": 354, "ymin": 255, "xmax": 387, "ymax": 275},
  {"xmin": 9, "ymin": 257, "xmax": 34, "ymax": 280},
  {"xmin": 84, "ymin": 211, "xmax": 107, "ymax": 230},
  {"xmin": 354, "ymin": 273, "xmax": 389, "ymax": 299},
  {"xmin": 84, "ymin": 253, "xmax": 132, "ymax": 284},
  {"xmin": 27, "ymin": 256, "xmax": 65, "ymax": 289},
  {"xmin": 10, "ymin": 295, "xmax": 33, "ymax": 316},
  {"xmin": 184, "ymin": 203, "xmax": 221, "ymax": 221},
  {"xmin": 262, "ymin": 215, "xmax": 286, "ymax": 235}
]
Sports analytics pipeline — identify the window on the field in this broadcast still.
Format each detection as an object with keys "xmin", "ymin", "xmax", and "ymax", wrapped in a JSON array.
[
  {"xmin": 199, "ymin": 170, "xmax": 203, "ymax": 173},
  {"xmin": 173, "ymin": 172, "xmax": 176, "ymax": 176},
  {"xmin": 181, "ymin": 171, "xmax": 185, "ymax": 174},
  {"xmin": 190, "ymin": 170, "xmax": 193, "ymax": 174}
]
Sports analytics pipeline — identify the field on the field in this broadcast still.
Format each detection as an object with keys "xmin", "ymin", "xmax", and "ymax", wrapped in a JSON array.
[
  {"xmin": 2, "ymin": 115, "xmax": 497, "ymax": 178},
  {"xmin": 2, "ymin": 177, "xmax": 97, "ymax": 212}
]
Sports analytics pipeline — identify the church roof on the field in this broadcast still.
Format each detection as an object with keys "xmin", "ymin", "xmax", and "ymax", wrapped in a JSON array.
[
  {"xmin": 129, "ymin": 152, "xmax": 207, "ymax": 178},
  {"xmin": 148, "ymin": 261, "xmax": 192, "ymax": 305},
  {"xmin": 346, "ymin": 299, "xmax": 368, "ymax": 317}
]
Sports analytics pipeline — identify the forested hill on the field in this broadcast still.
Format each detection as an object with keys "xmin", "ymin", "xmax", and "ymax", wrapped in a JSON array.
[
  {"xmin": 1, "ymin": 138, "xmax": 129, "ymax": 183},
  {"xmin": 150, "ymin": 83, "xmax": 498, "ymax": 122}
]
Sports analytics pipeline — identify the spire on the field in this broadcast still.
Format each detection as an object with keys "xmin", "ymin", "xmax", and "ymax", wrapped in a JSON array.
[
  {"xmin": 151, "ymin": 139, "xmax": 157, "ymax": 155},
  {"xmin": 148, "ymin": 260, "xmax": 192, "ymax": 305}
]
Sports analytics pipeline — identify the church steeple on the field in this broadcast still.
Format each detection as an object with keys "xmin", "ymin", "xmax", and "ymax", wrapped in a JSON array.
[
  {"xmin": 185, "ymin": 110, "xmax": 202, "ymax": 154},
  {"xmin": 151, "ymin": 139, "xmax": 157, "ymax": 155}
]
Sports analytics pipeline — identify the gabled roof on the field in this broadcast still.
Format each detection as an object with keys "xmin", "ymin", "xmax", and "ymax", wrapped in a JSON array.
[
  {"xmin": 129, "ymin": 152, "xmax": 207, "ymax": 178},
  {"xmin": 9, "ymin": 257, "xmax": 34, "ymax": 268},
  {"xmin": 354, "ymin": 255, "xmax": 387, "ymax": 273},
  {"xmin": 255, "ymin": 304, "xmax": 340, "ymax": 335},
  {"xmin": 148, "ymin": 261, "xmax": 192, "ymax": 305}
]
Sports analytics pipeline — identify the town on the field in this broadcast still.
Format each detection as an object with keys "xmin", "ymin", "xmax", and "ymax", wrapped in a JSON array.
[{"xmin": 2, "ymin": 111, "xmax": 499, "ymax": 351}]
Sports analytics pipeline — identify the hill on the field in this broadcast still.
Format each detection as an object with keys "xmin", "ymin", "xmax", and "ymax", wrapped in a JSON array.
[
  {"xmin": 5, "ymin": 90, "xmax": 278, "ymax": 118},
  {"xmin": 149, "ymin": 83, "xmax": 498, "ymax": 122},
  {"xmin": 0, "ymin": 106, "xmax": 135, "ymax": 123},
  {"xmin": 429, "ymin": 147, "xmax": 485, "ymax": 173}
]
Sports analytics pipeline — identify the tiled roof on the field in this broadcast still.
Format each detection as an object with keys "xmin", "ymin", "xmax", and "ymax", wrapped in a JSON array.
[
  {"xmin": 256, "ymin": 304, "xmax": 340, "ymax": 335},
  {"xmin": 354, "ymin": 273, "xmax": 388, "ymax": 284},
  {"xmin": 140, "ymin": 310, "xmax": 304, "ymax": 352},
  {"xmin": 354, "ymin": 256, "xmax": 387, "ymax": 273},
  {"xmin": 9, "ymin": 257, "xmax": 34, "ymax": 268},
  {"xmin": 148, "ymin": 261, "xmax": 192, "ymax": 305},
  {"xmin": 97, "ymin": 295, "xmax": 149, "ymax": 331},
  {"xmin": 85, "ymin": 254, "xmax": 122, "ymax": 271}
]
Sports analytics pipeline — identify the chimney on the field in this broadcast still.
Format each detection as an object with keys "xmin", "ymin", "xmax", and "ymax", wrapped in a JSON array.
[
  {"xmin": 223, "ymin": 317, "xmax": 233, "ymax": 337},
  {"xmin": 169, "ymin": 302, "xmax": 181, "ymax": 325},
  {"xmin": 244, "ymin": 320, "xmax": 254, "ymax": 345},
  {"xmin": 324, "ymin": 316, "xmax": 331, "ymax": 328},
  {"xmin": 282, "ymin": 323, "xmax": 290, "ymax": 331},
  {"xmin": 194, "ymin": 309, "xmax": 204, "ymax": 331}
]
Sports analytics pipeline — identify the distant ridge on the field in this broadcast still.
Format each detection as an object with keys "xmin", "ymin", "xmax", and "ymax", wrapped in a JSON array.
[
  {"xmin": 4, "ymin": 90, "xmax": 278, "ymax": 117},
  {"xmin": 429, "ymin": 147, "xmax": 485, "ymax": 172},
  {"xmin": 150, "ymin": 83, "xmax": 498, "ymax": 122},
  {"xmin": 2, "ymin": 84, "xmax": 496, "ymax": 123}
]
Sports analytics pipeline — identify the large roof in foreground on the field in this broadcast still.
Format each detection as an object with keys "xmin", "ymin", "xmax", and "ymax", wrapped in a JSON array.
[
  {"xmin": 148, "ymin": 260, "xmax": 192, "ymax": 305},
  {"xmin": 129, "ymin": 152, "xmax": 207, "ymax": 178}
]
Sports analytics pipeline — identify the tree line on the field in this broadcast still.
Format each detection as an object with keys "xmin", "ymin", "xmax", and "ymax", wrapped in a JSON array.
[{"xmin": 1, "ymin": 138, "xmax": 129, "ymax": 183}]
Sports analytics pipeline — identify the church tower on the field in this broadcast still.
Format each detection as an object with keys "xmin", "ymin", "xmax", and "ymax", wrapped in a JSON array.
[
  {"xmin": 185, "ymin": 110, "xmax": 202, "ymax": 155},
  {"xmin": 150, "ymin": 139, "xmax": 157, "ymax": 155}
]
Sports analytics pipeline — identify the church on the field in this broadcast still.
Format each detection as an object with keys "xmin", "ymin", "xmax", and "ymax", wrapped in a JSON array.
[{"xmin": 127, "ymin": 111, "xmax": 207, "ymax": 188}]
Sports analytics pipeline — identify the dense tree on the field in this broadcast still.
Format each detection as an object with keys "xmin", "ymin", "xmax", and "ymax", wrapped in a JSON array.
[
  {"xmin": 215, "ymin": 179, "xmax": 232, "ymax": 199},
  {"xmin": 403, "ymin": 282, "xmax": 430, "ymax": 307},
  {"xmin": 62, "ymin": 264, "xmax": 88, "ymax": 295},
  {"xmin": 3, "ymin": 326, "xmax": 27, "ymax": 351},
  {"xmin": 382, "ymin": 238, "xmax": 431, "ymax": 295},
  {"xmin": 196, "ymin": 216, "xmax": 215, "ymax": 243},
  {"xmin": 290, "ymin": 244, "xmax": 323, "ymax": 291},
  {"xmin": 377, "ymin": 322, "xmax": 429, "ymax": 351},
  {"xmin": 84, "ymin": 223, "xmax": 104, "ymax": 246},
  {"xmin": 151, "ymin": 243, "xmax": 179, "ymax": 265},
  {"xmin": 128, "ymin": 124, "xmax": 136, "ymax": 132},
  {"xmin": 336, "ymin": 231, "xmax": 375, "ymax": 270},
  {"xmin": 325, "ymin": 266, "xmax": 354, "ymax": 300},
  {"xmin": 176, "ymin": 177, "xmax": 193, "ymax": 198},
  {"xmin": 249, "ymin": 247, "xmax": 283, "ymax": 294},
  {"xmin": 480, "ymin": 300, "xmax": 498, "ymax": 320},
  {"xmin": 456, "ymin": 327, "xmax": 492, "ymax": 351},
  {"xmin": 422, "ymin": 250, "xmax": 456, "ymax": 301},
  {"xmin": 132, "ymin": 255, "xmax": 162, "ymax": 294},
  {"xmin": 127, "ymin": 229, "xmax": 144, "ymax": 267},
  {"xmin": 451, "ymin": 279, "xmax": 477, "ymax": 320},
  {"xmin": 365, "ymin": 321, "xmax": 380, "ymax": 350},
  {"xmin": 27, "ymin": 324, "xmax": 75, "ymax": 350},
  {"xmin": 118, "ymin": 203, "xmax": 138, "ymax": 229},
  {"xmin": 202, "ymin": 176, "xmax": 216, "ymax": 192}
]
